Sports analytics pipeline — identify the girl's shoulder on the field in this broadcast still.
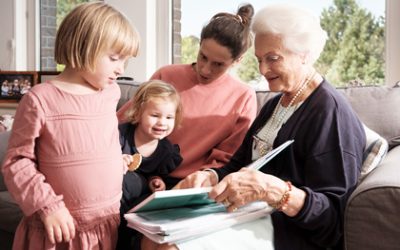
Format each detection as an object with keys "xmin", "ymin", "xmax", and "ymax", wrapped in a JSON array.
[{"xmin": 21, "ymin": 82, "xmax": 57, "ymax": 102}]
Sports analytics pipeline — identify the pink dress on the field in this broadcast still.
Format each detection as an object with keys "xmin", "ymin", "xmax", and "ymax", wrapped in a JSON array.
[{"xmin": 2, "ymin": 82, "xmax": 124, "ymax": 250}]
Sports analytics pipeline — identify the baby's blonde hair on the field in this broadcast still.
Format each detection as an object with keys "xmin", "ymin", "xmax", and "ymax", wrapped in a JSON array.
[
  {"xmin": 55, "ymin": 1, "xmax": 140, "ymax": 72},
  {"xmin": 125, "ymin": 80, "xmax": 183, "ymax": 128}
]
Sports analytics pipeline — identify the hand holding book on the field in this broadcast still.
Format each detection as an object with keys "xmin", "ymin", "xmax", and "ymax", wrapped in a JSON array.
[
  {"xmin": 174, "ymin": 140, "xmax": 294, "ymax": 190},
  {"xmin": 125, "ymin": 140, "xmax": 294, "ymax": 244},
  {"xmin": 127, "ymin": 140, "xmax": 294, "ymax": 213}
]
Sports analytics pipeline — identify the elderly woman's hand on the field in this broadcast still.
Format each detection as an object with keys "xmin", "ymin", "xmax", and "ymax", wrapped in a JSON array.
[
  {"xmin": 209, "ymin": 168, "xmax": 299, "ymax": 213},
  {"xmin": 173, "ymin": 170, "xmax": 218, "ymax": 189}
]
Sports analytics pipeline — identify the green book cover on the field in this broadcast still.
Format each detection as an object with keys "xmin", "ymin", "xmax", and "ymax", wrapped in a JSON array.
[{"xmin": 128, "ymin": 187, "xmax": 215, "ymax": 213}]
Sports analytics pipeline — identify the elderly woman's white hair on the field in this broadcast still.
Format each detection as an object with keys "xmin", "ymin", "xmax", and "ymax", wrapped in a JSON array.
[{"xmin": 251, "ymin": 3, "xmax": 328, "ymax": 65}]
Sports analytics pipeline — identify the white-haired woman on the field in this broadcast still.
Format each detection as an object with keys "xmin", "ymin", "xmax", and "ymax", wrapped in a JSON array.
[{"xmin": 173, "ymin": 3, "xmax": 366, "ymax": 250}]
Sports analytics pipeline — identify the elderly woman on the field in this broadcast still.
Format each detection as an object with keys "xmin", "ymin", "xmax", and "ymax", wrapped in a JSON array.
[{"xmin": 171, "ymin": 3, "xmax": 366, "ymax": 250}]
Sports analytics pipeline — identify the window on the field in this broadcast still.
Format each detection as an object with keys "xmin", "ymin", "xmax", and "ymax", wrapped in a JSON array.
[
  {"xmin": 179, "ymin": 0, "xmax": 387, "ymax": 88},
  {"xmin": 40, "ymin": 0, "xmax": 90, "ymax": 71}
]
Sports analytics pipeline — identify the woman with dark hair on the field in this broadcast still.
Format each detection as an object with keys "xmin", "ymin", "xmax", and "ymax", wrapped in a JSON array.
[
  {"xmin": 117, "ymin": 4, "xmax": 258, "ymax": 250},
  {"xmin": 118, "ymin": 4, "xmax": 257, "ymax": 190}
]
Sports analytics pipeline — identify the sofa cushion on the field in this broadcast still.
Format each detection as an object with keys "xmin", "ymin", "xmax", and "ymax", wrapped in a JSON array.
[
  {"xmin": 0, "ymin": 191, "xmax": 23, "ymax": 233},
  {"xmin": 360, "ymin": 124, "xmax": 388, "ymax": 182},
  {"xmin": 345, "ymin": 146, "xmax": 400, "ymax": 250},
  {"xmin": 337, "ymin": 86, "xmax": 400, "ymax": 149}
]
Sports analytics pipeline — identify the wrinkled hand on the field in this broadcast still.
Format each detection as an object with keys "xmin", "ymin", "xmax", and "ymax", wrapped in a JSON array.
[
  {"xmin": 122, "ymin": 154, "xmax": 133, "ymax": 174},
  {"xmin": 41, "ymin": 206, "xmax": 75, "ymax": 244},
  {"xmin": 149, "ymin": 177, "xmax": 166, "ymax": 192},
  {"xmin": 173, "ymin": 170, "xmax": 217, "ymax": 189},
  {"xmin": 209, "ymin": 168, "xmax": 285, "ymax": 212}
]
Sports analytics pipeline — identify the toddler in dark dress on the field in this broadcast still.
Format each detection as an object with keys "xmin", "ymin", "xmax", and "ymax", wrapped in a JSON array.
[{"xmin": 117, "ymin": 79, "xmax": 183, "ymax": 249}]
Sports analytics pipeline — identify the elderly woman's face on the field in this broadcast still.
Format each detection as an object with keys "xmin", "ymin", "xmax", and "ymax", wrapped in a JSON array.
[{"xmin": 254, "ymin": 33, "xmax": 305, "ymax": 94}]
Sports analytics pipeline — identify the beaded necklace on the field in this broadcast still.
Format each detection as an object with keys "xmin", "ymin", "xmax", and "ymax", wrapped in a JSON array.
[{"xmin": 254, "ymin": 70, "xmax": 317, "ymax": 156}]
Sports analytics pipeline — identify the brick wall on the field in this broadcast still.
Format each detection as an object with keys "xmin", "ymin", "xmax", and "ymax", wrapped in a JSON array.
[
  {"xmin": 40, "ymin": 0, "xmax": 57, "ymax": 71},
  {"xmin": 172, "ymin": 0, "xmax": 181, "ymax": 64}
]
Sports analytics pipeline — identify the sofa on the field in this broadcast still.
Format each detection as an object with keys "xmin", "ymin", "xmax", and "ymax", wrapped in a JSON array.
[{"xmin": 1, "ymin": 82, "xmax": 400, "ymax": 250}]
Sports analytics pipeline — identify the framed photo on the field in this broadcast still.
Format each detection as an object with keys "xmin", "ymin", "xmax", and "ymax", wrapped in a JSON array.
[
  {"xmin": 0, "ymin": 71, "xmax": 38, "ymax": 106},
  {"xmin": 38, "ymin": 71, "xmax": 60, "ymax": 83}
]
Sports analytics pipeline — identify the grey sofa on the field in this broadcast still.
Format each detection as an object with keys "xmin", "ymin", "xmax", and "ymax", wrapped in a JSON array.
[{"xmin": 1, "ymin": 82, "xmax": 400, "ymax": 250}]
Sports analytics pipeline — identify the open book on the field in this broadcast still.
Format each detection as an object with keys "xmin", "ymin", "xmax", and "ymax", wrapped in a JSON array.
[
  {"xmin": 247, "ymin": 139, "xmax": 294, "ymax": 170},
  {"xmin": 127, "ymin": 139, "xmax": 294, "ymax": 214},
  {"xmin": 128, "ymin": 187, "xmax": 214, "ymax": 213},
  {"xmin": 124, "ymin": 140, "xmax": 294, "ymax": 243},
  {"xmin": 125, "ymin": 201, "xmax": 273, "ymax": 244}
]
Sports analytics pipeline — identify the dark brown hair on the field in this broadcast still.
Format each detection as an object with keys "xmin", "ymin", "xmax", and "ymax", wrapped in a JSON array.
[{"xmin": 200, "ymin": 4, "xmax": 254, "ymax": 60}]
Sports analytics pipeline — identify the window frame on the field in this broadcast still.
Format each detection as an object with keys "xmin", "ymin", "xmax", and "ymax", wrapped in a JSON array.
[{"xmin": 23, "ymin": 0, "xmax": 400, "ymax": 86}]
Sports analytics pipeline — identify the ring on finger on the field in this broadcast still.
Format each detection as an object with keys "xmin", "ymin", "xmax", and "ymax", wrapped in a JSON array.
[{"xmin": 222, "ymin": 198, "xmax": 231, "ymax": 207}]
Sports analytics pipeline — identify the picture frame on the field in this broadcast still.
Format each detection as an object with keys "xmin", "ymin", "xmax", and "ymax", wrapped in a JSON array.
[{"xmin": 0, "ymin": 71, "xmax": 38, "ymax": 107}]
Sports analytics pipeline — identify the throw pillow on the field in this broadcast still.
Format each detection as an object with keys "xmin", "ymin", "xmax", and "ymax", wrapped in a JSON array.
[
  {"xmin": 359, "ymin": 124, "xmax": 389, "ymax": 182},
  {"xmin": 0, "ymin": 114, "xmax": 14, "ymax": 132}
]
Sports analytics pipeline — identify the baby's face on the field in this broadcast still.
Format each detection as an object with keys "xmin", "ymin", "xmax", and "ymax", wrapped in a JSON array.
[{"xmin": 137, "ymin": 97, "xmax": 177, "ymax": 140}]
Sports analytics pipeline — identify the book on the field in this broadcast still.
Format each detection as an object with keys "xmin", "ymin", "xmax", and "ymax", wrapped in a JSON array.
[
  {"xmin": 124, "ymin": 140, "xmax": 294, "ymax": 243},
  {"xmin": 247, "ymin": 139, "xmax": 294, "ymax": 170},
  {"xmin": 127, "ymin": 187, "xmax": 214, "ymax": 213},
  {"xmin": 127, "ymin": 140, "xmax": 294, "ymax": 214},
  {"xmin": 125, "ymin": 201, "xmax": 273, "ymax": 244}
]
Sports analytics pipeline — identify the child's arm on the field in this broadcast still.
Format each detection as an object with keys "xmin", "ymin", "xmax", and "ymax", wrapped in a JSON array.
[
  {"xmin": 148, "ymin": 176, "xmax": 166, "ymax": 192},
  {"xmin": 1, "ymin": 93, "xmax": 67, "ymax": 220}
]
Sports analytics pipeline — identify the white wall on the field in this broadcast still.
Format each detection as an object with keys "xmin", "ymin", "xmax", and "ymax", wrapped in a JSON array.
[
  {"xmin": 386, "ymin": 0, "xmax": 400, "ymax": 85},
  {"xmin": 0, "ymin": 0, "xmax": 37, "ymax": 71},
  {"xmin": 0, "ymin": 0, "xmax": 15, "ymax": 70},
  {"xmin": 105, "ymin": 0, "xmax": 172, "ymax": 82}
]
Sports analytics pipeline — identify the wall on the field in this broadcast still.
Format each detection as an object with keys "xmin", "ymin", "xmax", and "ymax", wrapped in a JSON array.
[
  {"xmin": 105, "ymin": 0, "xmax": 173, "ymax": 82},
  {"xmin": 386, "ymin": 0, "xmax": 400, "ymax": 85},
  {"xmin": 40, "ymin": 0, "xmax": 57, "ymax": 70},
  {"xmin": 0, "ymin": 0, "xmax": 15, "ymax": 70}
]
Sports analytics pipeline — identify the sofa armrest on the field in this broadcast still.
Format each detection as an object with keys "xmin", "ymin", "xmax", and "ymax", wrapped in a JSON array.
[{"xmin": 344, "ymin": 145, "xmax": 400, "ymax": 250}]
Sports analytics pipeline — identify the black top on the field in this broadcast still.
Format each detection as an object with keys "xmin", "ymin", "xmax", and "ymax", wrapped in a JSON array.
[
  {"xmin": 215, "ymin": 80, "xmax": 366, "ymax": 250},
  {"xmin": 119, "ymin": 123, "xmax": 183, "ymax": 213}
]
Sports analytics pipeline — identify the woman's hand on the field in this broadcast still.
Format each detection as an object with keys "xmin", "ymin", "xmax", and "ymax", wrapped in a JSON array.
[
  {"xmin": 173, "ymin": 170, "xmax": 217, "ymax": 189},
  {"xmin": 209, "ymin": 168, "xmax": 290, "ymax": 212},
  {"xmin": 41, "ymin": 206, "xmax": 75, "ymax": 244}
]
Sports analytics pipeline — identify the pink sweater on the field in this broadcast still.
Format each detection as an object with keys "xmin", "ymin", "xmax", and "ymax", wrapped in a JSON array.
[{"xmin": 118, "ymin": 64, "xmax": 257, "ymax": 178}]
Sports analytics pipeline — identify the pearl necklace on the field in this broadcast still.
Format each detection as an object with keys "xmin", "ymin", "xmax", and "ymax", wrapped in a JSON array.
[{"xmin": 254, "ymin": 71, "xmax": 317, "ymax": 156}]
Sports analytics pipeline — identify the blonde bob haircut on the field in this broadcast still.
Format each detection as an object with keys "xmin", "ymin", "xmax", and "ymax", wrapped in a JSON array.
[
  {"xmin": 251, "ymin": 3, "xmax": 327, "ymax": 65},
  {"xmin": 55, "ymin": 1, "xmax": 140, "ymax": 72},
  {"xmin": 125, "ymin": 80, "xmax": 183, "ymax": 128}
]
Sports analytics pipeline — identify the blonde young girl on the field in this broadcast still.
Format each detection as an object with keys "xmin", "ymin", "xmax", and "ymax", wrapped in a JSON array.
[
  {"xmin": 1, "ymin": 2, "xmax": 139, "ymax": 249},
  {"xmin": 117, "ymin": 80, "xmax": 183, "ymax": 249}
]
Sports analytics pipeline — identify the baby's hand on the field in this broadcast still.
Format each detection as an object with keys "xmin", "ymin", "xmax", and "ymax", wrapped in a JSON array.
[
  {"xmin": 122, "ymin": 154, "xmax": 133, "ymax": 174},
  {"xmin": 149, "ymin": 176, "xmax": 166, "ymax": 192},
  {"xmin": 42, "ymin": 206, "xmax": 75, "ymax": 244}
]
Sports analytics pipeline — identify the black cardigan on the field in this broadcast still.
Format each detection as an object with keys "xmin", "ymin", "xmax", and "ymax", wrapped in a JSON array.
[{"xmin": 215, "ymin": 80, "xmax": 366, "ymax": 250}]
